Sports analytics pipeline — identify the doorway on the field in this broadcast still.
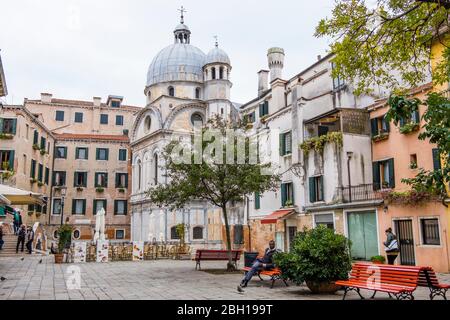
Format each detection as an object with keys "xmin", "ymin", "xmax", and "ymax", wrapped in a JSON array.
[
  {"xmin": 347, "ymin": 210, "xmax": 378, "ymax": 261},
  {"xmin": 394, "ymin": 219, "xmax": 415, "ymax": 266}
]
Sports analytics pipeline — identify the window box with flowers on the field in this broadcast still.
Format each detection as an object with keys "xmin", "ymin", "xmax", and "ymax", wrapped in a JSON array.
[
  {"xmin": 30, "ymin": 178, "xmax": 37, "ymax": 184},
  {"xmin": 371, "ymin": 132, "xmax": 389, "ymax": 142},
  {"xmin": 96, "ymin": 187, "xmax": 105, "ymax": 193},
  {"xmin": 40, "ymin": 149, "xmax": 47, "ymax": 155},
  {"xmin": 409, "ymin": 162, "xmax": 418, "ymax": 169},
  {"xmin": 37, "ymin": 181, "xmax": 44, "ymax": 187},
  {"xmin": 0, "ymin": 133, "xmax": 14, "ymax": 140},
  {"xmin": 32, "ymin": 144, "xmax": 40, "ymax": 151},
  {"xmin": 399, "ymin": 122, "xmax": 420, "ymax": 135},
  {"xmin": 118, "ymin": 187, "xmax": 126, "ymax": 193},
  {"xmin": 76, "ymin": 186, "xmax": 84, "ymax": 192}
]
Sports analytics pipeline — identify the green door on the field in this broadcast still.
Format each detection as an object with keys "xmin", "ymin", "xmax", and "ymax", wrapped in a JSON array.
[{"xmin": 347, "ymin": 211, "xmax": 378, "ymax": 260}]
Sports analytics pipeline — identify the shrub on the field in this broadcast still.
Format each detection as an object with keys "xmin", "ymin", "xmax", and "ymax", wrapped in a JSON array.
[
  {"xmin": 370, "ymin": 255, "xmax": 386, "ymax": 263},
  {"xmin": 57, "ymin": 224, "xmax": 73, "ymax": 254},
  {"xmin": 274, "ymin": 226, "xmax": 352, "ymax": 284}
]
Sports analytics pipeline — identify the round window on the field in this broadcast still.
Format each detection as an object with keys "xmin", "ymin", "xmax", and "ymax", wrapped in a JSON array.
[
  {"xmin": 191, "ymin": 113, "xmax": 203, "ymax": 126},
  {"xmin": 73, "ymin": 229, "xmax": 80, "ymax": 240},
  {"xmin": 144, "ymin": 116, "xmax": 151, "ymax": 132}
]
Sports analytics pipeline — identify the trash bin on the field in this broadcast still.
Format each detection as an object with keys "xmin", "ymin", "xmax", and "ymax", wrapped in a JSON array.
[{"xmin": 244, "ymin": 251, "xmax": 259, "ymax": 267}]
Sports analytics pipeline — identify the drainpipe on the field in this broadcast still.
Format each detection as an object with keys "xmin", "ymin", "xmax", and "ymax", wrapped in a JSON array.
[
  {"xmin": 246, "ymin": 195, "xmax": 251, "ymax": 252},
  {"xmin": 48, "ymin": 139, "xmax": 56, "ymax": 226}
]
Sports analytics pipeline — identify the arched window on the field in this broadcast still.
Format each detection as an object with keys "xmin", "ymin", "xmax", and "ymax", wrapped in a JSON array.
[
  {"xmin": 168, "ymin": 86, "xmax": 175, "ymax": 97},
  {"xmin": 195, "ymin": 87, "xmax": 201, "ymax": 99},
  {"xmin": 191, "ymin": 113, "xmax": 203, "ymax": 126},
  {"xmin": 171, "ymin": 226, "xmax": 180, "ymax": 240},
  {"xmin": 193, "ymin": 226, "xmax": 203, "ymax": 240},
  {"xmin": 219, "ymin": 66, "xmax": 224, "ymax": 79},
  {"xmin": 137, "ymin": 159, "xmax": 142, "ymax": 190},
  {"xmin": 211, "ymin": 67, "xmax": 216, "ymax": 80},
  {"xmin": 144, "ymin": 116, "xmax": 151, "ymax": 133},
  {"xmin": 153, "ymin": 153, "xmax": 158, "ymax": 185}
]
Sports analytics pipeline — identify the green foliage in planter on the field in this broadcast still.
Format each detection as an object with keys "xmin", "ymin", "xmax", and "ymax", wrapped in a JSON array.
[
  {"xmin": 300, "ymin": 132, "xmax": 343, "ymax": 155},
  {"xmin": 2, "ymin": 161, "xmax": 10, "ymax": 171},
  {"xmin": 37, "ymin": 181, "xmax": 44, "ymax": 187},
  {"xmin": 30, "ymin": 178, "xmax": 37, "ymax": 184},
  {"xmin": 409, "ymin": 162, "xmax": 418, "ymax": 170},
  {"xmin": 57, "ymin": 224, "xmax": 73, "ymax": 254},
  {"xmin": 0, "ymin": 133, "xmax": 13, "ymax": 140},
  {"xmin": 32, "ymin": 144, "xmax": 40, "ymax": 150},
  {"xmin": 96, "ymin": 187, "xmax": 104, "ymax": 193},
  {"xmin": 370, "ymin": 255, "xmax": 386, "ymax": 263},
  {"xmin": 40, "ymin": 149, "xmax": 47, "ymax": 155},
  {"xmin": 399, "ymin": 122, "xmax": 419, "ymax": 135},
  {"xmin": 284, "ymin": 200, "xmax": 293, "ymax": 207},
  {"xmin": 1, "ymin": 170, "xmax": 15, "ymax": 180},
  {"xmin": 371, "ymin": 132, "xmax": 389, "ymax": 142},
  {"xmin": 273, "ymin": 226, "xmax": 352, "ymax": 284},
  {"xmin": 76, "ymin": 186, "xmax": 84, "ymax": 192},
  {"xmin": 118, "ymin": 188, "xmax": 126, "ymax": 193},
  {"xmin": 381, "ymin": 189, "xmax": 435, "ymax": 206}
]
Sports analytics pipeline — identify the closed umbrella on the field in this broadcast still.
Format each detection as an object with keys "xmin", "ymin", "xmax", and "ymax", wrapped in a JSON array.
[{"xmin": 93, "ymin": 207, "xmax": 106, "ymax": 241}]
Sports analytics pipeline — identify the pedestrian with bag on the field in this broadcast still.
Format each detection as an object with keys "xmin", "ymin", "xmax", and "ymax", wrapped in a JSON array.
[{"xmin": 384, "ymin": 227, "xmax": 399, "ymax": 265}]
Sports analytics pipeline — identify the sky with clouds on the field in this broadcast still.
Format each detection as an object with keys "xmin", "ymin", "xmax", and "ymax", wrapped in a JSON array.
[{"xmin": 0, "ymin": 0, "xmax": 335, "ymax": 106}]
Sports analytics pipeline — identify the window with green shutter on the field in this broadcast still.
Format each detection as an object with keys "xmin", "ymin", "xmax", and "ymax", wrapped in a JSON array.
[
  {"xmin": 254, "ymin": 192, "xmax": 260, "ymax": 209},
  {"xmin": 115, "ymin": 173, "xmax": 128, "ymax": 188},
  {"xmin": 96, "ymin": 148, "xmax": 109, "ymax": 160},
  {"xmin": 72, "ymin": 199, "xmax": 86, "ymax": 215},
  {"xmin": 259, "ymin": 101, "xmax": 269, "ymax": 117},
  {"xmin": 118, "ymin": 149, "xmax": 127, "ymax": 161},
  {"xmin": 432, "ymin": 149, "xmax": 441, "ymax": 171},
  {"xmin": 40, "ymin": 137, "xmax": 46, "ymax": 151},
  {"xmin": 30, "ymin": 159, "xmax": 36, "ymax": 178},
  {"xmin": 95, "ymin": 172, "xmax": 108, "ymax": 187},
  {"xmin": 372, "ymin": 162, "xmax": 381, "ymax": 190},
  {"xmin": 0, "ymin": 118, "xmax": 17, "ymax": 135},
  {"xmin": 309, "ymin": 176, "xmax": 323, "ymax": 203},
  {"xmin": 370, "ymin": 118, "xmax": 379, "ymax": 137},
  {"xmin": 281, "ymin": 182, "xmax": 294, "ymax": 206},
  {"xmin": 93, "ymin": 199, "xmax": 107, "ymax": 215},
  {"xmin": 75, "ymin": 147, "xmax": 88, "ymax": 160},
  {"xmin": 33, "ymin": 130, "xmax": 39, "ymax": 145},
  {"xmin": 38, "ymin": 164, "xmax": 43, "ymax": 182},
  {"xmin": 279, "ymin": 131, "xmax": 292, "ymax": 156},
  {"xmin": 45, "ymin": 167, "xmax": 50, "ymax": 184},
  {"xmin": 74, "ymin": 172, "xmax": 87, "ymax": 187}
]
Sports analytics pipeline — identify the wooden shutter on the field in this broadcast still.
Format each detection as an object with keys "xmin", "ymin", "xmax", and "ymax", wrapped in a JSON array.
[
  {"xmin": 432, "ymin": 149, "xmax": 441, "ymax": 171},
  {"xmin": 290, "ymin": 183, "xmax": 295, "ymax": 205},
  {"xmin": 45, "ymin": 167, "xmax": 49, "ymax": 184},
  {"xmin": 382, "ymin": 116, "xmax": 390, "ymax": 132},
  {"xmin": 281, "ymin": 183, "xmax": 287, "ymax": 206},
  {"xmin": 72, "ymin": 199, "xmax": 76, "ymax": 214},
  {"xmin": 388, "ymin": 158, "xmax": 395, "ymax": 188},
  {"xmin": 8, "ymin": 150, "xmax": 14, "ymax": 171},
  {"xmin": 0, "ymin": 118, "xmax": 3, "ymax": 133},
  {"xmin": 33, "ymin": 130, "xmax": 38, "ymax": 144},
  {"xmin": 372, "ymin": 162, "xmax": 380, "ymax": 190},
  {"xmin": 370, "ymin": 118, "xmax": 378, "ymax": 137},
  {"xmin": 264, "ymin": 101, "xmax": 269, "ymax": 115},
  {"xmin": 105, "ymin": 149, "xmax": 109, "ymax": 160},
  {"xmin": 319, "ymin": 177, "xmax": 324, "ymax": 201},
  {"xmin": 254, "ymin": 192, "xmax": 260, "ymax": 209},
  {"xmin": 30, "ymin": 159, "xmax": 36, "ymax": 178},
  {"xmin": 413, "ymin": 110, "xmax": 420, "ymax": 124},
  {"xmin": 11, "ymin": 119, "xmax": 17, "ymax": 134},
  {"xmin": 104, "ymin": 173, "xmax": 108, "ymax": 187},
  {"xmin": 309, "ymin": 177, "xmax": 316, "ymax": 203},
  {"xmin": 279, "ymin": 133, "xmax": 285, "ymax": 156},
  {"xmin": 115, "ymin": 173, "xmax": 119, "ymax": 188}
]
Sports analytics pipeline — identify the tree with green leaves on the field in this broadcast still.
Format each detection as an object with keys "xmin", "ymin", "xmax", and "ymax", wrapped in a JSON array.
[
  {"xmin": 315, "ymin": 0, "xmax": 450, "ymax": 95},
  {"xmin": 147, "ymin": 116, "xmax": 280, "ymax": 271},
  {"xmin": 317, "ymin": 0, "xmax": 450, "ymax": 197}
]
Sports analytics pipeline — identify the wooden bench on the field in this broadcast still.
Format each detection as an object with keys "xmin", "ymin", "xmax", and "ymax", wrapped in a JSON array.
[
  {"xmin": 418, "ymin": 268, "xmax": 449, "ymax": 300},
  {"xmin": 336, "ymin": 263, "xmax": 423, "ymax": 300},
  {"xmin": 194, "ymin": 249, "xmax": 242, "ymax": 270},
  {"xmin": 242, "ymin": 266, "xmax": 288, "ymax": 288}
]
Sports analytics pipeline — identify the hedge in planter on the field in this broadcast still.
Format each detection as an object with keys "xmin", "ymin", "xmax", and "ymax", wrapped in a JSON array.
[{"xmin": 273, "ymin": 225, "xmax": 352, "ymax": 293}]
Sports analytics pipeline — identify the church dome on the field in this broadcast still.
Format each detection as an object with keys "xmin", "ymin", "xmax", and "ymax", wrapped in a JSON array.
[
  {"xmin": 146, "ymin": 44, "xmax": 206, "ymax": 87},
  {"xmin": 205, "ymin": 46, "xmax": 230, "ymax": 65}
]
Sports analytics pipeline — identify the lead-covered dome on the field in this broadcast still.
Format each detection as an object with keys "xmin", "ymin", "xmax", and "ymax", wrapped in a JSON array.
[
  {"xmin": 146, "ymin": 44, "xmax": 206, "ymax": 87},
  {"xmin": 205, "ymin": 46, "xmax": 230, "ymax": 65}
]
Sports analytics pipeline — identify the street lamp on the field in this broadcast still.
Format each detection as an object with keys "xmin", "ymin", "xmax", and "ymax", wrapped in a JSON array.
[
  {"xmin": 346, "ymin": 151, "xmax": 353, "ymax": 203},
  {"xmin": 60, "ymin": 187, "xmax": 67, "ymax": 225}
]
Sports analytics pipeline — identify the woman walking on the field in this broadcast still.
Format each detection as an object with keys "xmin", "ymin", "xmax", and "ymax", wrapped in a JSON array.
[{"xmin": 384, "ymin": 228, "xmax": 399, "ymax": 265}]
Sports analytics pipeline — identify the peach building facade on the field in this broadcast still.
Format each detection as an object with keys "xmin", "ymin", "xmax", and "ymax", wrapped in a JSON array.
[{"xmin": 369, "ymin": 84, "xmax": 449, "ymax": 272}]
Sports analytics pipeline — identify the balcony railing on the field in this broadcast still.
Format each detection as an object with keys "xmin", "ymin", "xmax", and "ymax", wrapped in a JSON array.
[{"xmin": 337, "ymin": 183, "xmax": 384, "ymax": 203}]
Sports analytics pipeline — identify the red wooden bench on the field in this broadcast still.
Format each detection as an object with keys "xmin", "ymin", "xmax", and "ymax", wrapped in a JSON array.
[
  {"xmin": 194, "ymin": 249, "xmax": 242, "ymax": 270},
  {"xmin": 242, "ymin": 266, "xmax": 288, "ymax": 288},
  {"xmin": 336, "ymin": 263, "xmax": 424, "ymax": 300},
  {"xmin": 418, "ymin": 268, "xmax": 449, "ymax": 300}
]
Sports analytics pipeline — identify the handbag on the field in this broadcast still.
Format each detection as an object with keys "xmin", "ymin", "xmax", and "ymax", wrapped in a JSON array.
[{"xmin": 385, "ymin": 239, "xmax": 398, "ymax": 252}]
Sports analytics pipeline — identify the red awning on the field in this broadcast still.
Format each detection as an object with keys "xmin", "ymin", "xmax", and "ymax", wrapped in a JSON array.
[{"xmin": 261, "ymin": 209, "xmax": 296, "ymax": 224}]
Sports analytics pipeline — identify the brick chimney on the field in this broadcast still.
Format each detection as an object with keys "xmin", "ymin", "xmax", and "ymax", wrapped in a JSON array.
[{"xmin": 40, "ymin": 93, "xmax": 52, "ymax": 103}]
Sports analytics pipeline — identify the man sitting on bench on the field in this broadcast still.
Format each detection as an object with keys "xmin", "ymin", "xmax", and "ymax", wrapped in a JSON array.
[{"xmin": 238, "ymin": 240, "xmax": 279, "ymax": 292}]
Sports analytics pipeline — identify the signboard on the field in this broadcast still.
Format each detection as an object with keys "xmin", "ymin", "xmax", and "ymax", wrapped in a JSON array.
[
  {"xmin": 96, "ymin": 240, "xmax": 109, "ymax": 263},
  {"xmin": 132, "ymin": 241, "xmax": 144, "ymax": 261},
  {"xmin": 73, "ymin": 241, "xmax": 87, "ymax": 263}
]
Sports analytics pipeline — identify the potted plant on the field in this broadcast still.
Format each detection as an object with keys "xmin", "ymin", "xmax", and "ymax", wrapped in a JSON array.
[
  {"xmin": 96, "ymin": 187, "xmax": 104, "ymax": 193},
  {"xmin": 76, "ymin": 186, "xmax": 84, "ymax": 192},
  {"xmin": 37, "ymin": 181, "xmax": 44, "ymax": 187},
  {"xmin": 54, "ymin": 224, "xmax": 73, "ymax": 264},
  {"xmin": 370, "ymin": 255, "xmax": 386, "ymax": 264},
  {"xmin": 274, "ymin": 226, "xmax": 352, "ymax": 294},
  {"xmin": 40, "ymin": 149, "xmax": 46, "ymax": 155},
  {"xmin": 32, "ymin": 144, "xmax": 40, "ymax": 150},
  {"xmin": 118, "ymin": 187, "xmax": 126, "ymax": 193},
  {"xmin": 284, "ymin": 200, "xmax": 293, "ymax": 207},
  {"xmin": 30, "ymin": 178, "xmax": 37, "ymax": 184}
]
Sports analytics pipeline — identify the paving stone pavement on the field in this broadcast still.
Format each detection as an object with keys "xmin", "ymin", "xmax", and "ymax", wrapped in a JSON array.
[{"xmin": 0, "ymin": 255, "xmax": 449, "ymax": 300}]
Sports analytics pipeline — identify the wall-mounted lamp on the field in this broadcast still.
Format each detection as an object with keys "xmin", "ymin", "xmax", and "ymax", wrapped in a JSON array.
[{"xmin": 383, "ymin": 205, "xmax": 388, "ymax": 214}]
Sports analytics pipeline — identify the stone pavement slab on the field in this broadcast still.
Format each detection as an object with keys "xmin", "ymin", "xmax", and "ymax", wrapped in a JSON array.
[{"xmin": 1, "ymin": 255, "xmax": 449, "ymax": 300}]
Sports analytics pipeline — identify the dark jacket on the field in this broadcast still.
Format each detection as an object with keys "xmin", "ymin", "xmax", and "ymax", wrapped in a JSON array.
[
  {"xmin": 17, "ymin": 228, "xmax": 26, "ymax": 239},
  {"xmin": 259, "ymin": 247, "xmax": 279, "ymax": 269}
]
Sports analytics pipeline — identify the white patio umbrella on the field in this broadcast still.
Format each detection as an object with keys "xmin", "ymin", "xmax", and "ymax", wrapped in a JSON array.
[
  {"xmin": 0, "ymin": 184, "xmax": 44, "ymax": 205},
  {"xmin": 0, "ymin": 193, "xmax": 10, "ymax": 205},
  {"xmin": 93, "ymin": 207, "xmax": 106, "ymax": 242}
]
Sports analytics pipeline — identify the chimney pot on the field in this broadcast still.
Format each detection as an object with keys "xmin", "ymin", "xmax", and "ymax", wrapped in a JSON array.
[
  {"xmin": 257, "ymin": 70, "xmax": 269, "ymax": 96},
  {"xmin": 93, "ymin": 97, "xmax": 102, "ymax": 107},
  {"xmin": 40, "ymin": 93, "xmax": 52, "ymax": 103}
]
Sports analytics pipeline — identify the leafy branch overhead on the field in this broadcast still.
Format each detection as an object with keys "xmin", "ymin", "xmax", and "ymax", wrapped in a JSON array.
[{"xmin": 315, "ymin": 0, "xmax": 450, "ymax": 94}]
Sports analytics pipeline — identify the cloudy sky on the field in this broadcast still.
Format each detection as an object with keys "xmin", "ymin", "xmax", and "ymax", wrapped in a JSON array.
[{"xmin": 0, "ymin": 0, "xmax": 334, "ymax": 106}]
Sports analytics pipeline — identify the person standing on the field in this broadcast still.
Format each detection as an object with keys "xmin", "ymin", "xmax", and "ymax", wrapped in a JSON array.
[
  {"xmin": 12, "ymin": 210, "xmax": 21, "ymax": 235},
  {"xmin": 16, "ymin": 225, "xmax": 26, "ymax": 253},
  {"xmin": 384, "ymin": 228, "xmax": 399, "ymax": 265},
  {"xmin": 26, "ymin": 226, "xmax": 34, "ymax": 254}
]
